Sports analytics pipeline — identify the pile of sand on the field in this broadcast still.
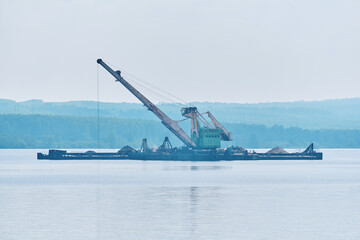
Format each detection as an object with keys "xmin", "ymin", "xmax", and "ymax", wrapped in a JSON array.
[{"xmin": 266, "ymin": 147, "xmax": 288, "ymax": 154}]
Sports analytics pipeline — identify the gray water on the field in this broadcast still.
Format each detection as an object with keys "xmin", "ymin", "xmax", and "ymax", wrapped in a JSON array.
[{"xmin": 0, "ymin": 149, "xmax": 359, "ymax": 240}]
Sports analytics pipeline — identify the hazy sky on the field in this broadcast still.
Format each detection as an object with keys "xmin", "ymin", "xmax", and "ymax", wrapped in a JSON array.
[{"xmin": 0, "ymin": 0, "xmax": 359, "ymax": 103}]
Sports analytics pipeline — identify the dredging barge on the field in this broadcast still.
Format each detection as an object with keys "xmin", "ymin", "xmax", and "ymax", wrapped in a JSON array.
[
  {"xmin": 37, "ymin": 59, "xmax": 323, "ymax": 161},
  {"xmin": 38, "ymin": 142, "xmax": 322, "ymax": 161}
]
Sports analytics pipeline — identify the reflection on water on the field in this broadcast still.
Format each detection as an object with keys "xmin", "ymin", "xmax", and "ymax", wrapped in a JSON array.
[
  {"xmin": 0, "ymin": 149, "xmax": 360, "ymax": 240},
  {"xmin": 190, "ymin": 186, "xmax": 198, "ymax": 236},
  {"xmin": 163, "ymin": 165, "xmax": 231, "ymax": 171}
]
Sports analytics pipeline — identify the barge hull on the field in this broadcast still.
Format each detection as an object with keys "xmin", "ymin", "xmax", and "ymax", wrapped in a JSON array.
[{"xmin": 37, "ymin": 149, "xmax": 322, "ymax": 161}]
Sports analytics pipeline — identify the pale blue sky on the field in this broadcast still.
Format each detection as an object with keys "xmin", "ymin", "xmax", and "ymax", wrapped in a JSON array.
[{"xmin": 0, "ymin": 0, "xmax": 359, "ymax": 103}]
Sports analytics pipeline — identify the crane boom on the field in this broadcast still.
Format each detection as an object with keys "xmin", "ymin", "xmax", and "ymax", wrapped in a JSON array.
[
  {"xmin": 97, "ymin": 59, "xmax": 196, "ymax": 148},
  {"xmin": 207, "ymin": 111, "xmax": 233, "ymax": 141}
]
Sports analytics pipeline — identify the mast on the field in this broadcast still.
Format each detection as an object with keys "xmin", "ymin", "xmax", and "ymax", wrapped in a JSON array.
[{"xmin": 97, "ymin": 59, "xmax": 196, "ymax": 148}]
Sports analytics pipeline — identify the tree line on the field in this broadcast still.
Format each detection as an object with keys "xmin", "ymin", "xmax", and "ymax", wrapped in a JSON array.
[
  {"xmin": 2, "ymin": 98, "xmax": 360, "ymax": 129},
  {"xmin": 1, "ymin": 114, "xmax": 359, "ymax": 149}
]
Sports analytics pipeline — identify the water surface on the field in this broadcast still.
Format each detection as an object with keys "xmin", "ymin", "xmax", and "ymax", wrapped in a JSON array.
[{"xmin": 1, "ymin": 149, "xmax": 359, "ymax": 239}]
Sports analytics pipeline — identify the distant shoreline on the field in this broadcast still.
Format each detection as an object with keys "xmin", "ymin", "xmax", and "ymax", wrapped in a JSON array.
[{"xmin": 1, "ymin": 98, "xmax": 360, "ymax": 148}]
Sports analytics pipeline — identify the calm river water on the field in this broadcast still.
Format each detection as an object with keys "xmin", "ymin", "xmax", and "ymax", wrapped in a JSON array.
[{"xmin": 0, "ymin": 149, "xmax": 360, "ymax": 240}]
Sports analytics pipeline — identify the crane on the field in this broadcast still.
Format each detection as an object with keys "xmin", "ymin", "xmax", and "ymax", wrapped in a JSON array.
[
  {"xmin": 97, "ymin": 59, "xmax": 232, "ymax": 149},
  {"xmin": 180, "ymin": 107, "xmax": 232, "ymax": 148}
]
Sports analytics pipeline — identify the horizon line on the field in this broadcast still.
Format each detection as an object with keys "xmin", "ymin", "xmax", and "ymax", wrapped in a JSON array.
[{"xmin": 1, "ymin": 97, "xmax": 360, "ymax": 105}]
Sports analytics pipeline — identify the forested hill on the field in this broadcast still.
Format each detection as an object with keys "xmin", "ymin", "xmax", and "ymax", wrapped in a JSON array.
[
  {"xmin": 1, "ymin": 98, "xmax": 360, "ymax": 149},
  {"xmin": 1, "ymin": 114, "xmax": 360, "ymax": 149},
  {"xmin": 1, "ymin": 98, "xmax": 360, "ymax": 129}
]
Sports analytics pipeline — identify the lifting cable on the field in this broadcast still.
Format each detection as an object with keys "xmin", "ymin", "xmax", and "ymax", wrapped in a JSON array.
[
  {"xmin": 97, "ymin": 64, "xmax": 100, "ymax": 150},
  {"xmin": 125, "ymin": 75, "xmax": 185, "ymax": 106},
  {"xmin": 106, "ymin": 61, "xmax": 189, "ymax": 106},
  {"xmin": 123, "ymin": 70, "xmax": 188, "ymax": 105},
  {"xmin": 125, "ymin": 77, "xmax": 177, "ymax": 104}
]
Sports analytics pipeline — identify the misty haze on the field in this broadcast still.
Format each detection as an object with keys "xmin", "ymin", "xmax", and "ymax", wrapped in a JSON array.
[{"xmin": 1, "ymin": 1, "xmax": 360, "ymax": 240}]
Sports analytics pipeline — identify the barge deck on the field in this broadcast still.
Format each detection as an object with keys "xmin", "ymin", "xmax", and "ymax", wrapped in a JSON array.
[{"xmin": 37, "ymin": 143, "xmax": 322, "ymax": 161}]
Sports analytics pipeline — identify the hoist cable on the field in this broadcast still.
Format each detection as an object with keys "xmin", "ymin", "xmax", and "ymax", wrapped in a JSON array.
[
  {"xmin": 97, "ymin": 64, "xmax": 100, "ymax": 149},
  {"xmin": 122, "ymin": 70, "xmax": 188, "ymax": 105},
  {"xmin": 106, "ymin": 61, "xmax": 189, "ymax": 105},
  {"xmin": 125, "ymin": 76, "xmax": 184, "ymax": 105}
]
